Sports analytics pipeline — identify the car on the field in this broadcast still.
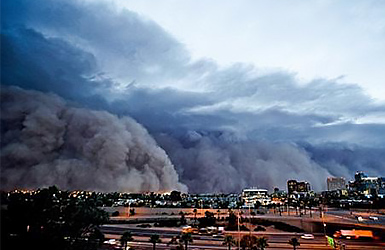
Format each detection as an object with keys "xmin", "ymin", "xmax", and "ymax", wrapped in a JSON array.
[
  {"xmin": 301, "ymin": 234, "xmax": 315, "ymax": 240},
  {"xmin": 104, "ymin": 239, "xmax": 119, "ymax": 245},
  {"xmin": 212, "ymin": 234, "xmax": 224, "ymax": 238},
  {"xmin": 136, "ymin": 223, "xmax": 152, "ymax": 228},
  {"xmin": 356, "ymin": 216, "xmax": 364, "ymax": 222},
  {"xmin": 369, "ymin": 216, "xmax": 379, "ymax": 221}
]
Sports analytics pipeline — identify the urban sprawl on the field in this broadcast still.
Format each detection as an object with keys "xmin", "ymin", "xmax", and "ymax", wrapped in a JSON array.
[
  {"xmin": 2, "ymin": 171, "xmax": 385, "ymax": 250},
  {"xmin": 5, "ymin": 171, "xmax": 384, "ymax": 210}
]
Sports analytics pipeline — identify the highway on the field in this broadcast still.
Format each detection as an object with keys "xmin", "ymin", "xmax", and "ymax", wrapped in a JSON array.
[{"xmin": 101, "ymin": 225, "xmax": 385, "ymax": 249}]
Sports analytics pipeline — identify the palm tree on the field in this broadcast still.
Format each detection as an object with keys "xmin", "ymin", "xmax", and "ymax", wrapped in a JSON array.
[
  {"xmin": 150, "ymin": 234, "xmax": 162, "ymax": 250},
  {"xmin": 240, "ymin": 235, "xmax": 257, "ymax": 250},
  {"xmin": 288, "ymin": 237, "xmax": 300, "ymax": 250},
  {"xmin": 180, "ymin": 233, "xmax": 193, "ymax": 250},
  {"xmin": 256, "ymin": 237, "xmax": 269, "ymax": 250},
  {"xmin": 223, "ymin": 235, "xmax": 235, "ymax": 250},
  {"xmin": 193, "ymin": 208, "xmax": 198, "ymax": 224},
  {"xmin": 120, "ymin": 231, "xmax": 133, "ymax": 250}
]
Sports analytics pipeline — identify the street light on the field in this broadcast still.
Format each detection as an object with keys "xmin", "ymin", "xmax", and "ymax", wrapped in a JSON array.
[
  {"xmin": 321, "ymin": 210, "xmax": 327, "ymax": 246},
  {"xmin": 237, "ymin": 209, "xmax": 241, "ymax": 250},
  {"xmin": 126, "ymin": 202, "xmax": 131, "ymax": 217}
]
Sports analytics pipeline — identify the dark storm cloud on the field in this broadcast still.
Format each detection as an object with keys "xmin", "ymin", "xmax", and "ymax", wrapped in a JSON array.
[
  {"xmin": 0, "ymin": 86, "xmax": 187, "ymax": 192},
  {"xmin": 3, "ymin": 0, "xmax": 190, "ymax": 85},
  {"xmin": 1, "ymin": 0, "xmax": 384, "ymax": 192},
  {"xmin": 1, "ymin": 27, "xmax": 105, "ymax": 100},
  {"xmin": 155, "ymin": 132, "xmax": 332, "ymax": 193},
  {"xmin": 303, "ymin": 143, "xmax": 385, "ymax": 180}
]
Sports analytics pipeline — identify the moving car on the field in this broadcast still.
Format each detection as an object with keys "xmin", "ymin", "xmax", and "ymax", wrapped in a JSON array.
[{"xmin": 301, "ymin": 234, "xmax": 315, "ymax": 240}]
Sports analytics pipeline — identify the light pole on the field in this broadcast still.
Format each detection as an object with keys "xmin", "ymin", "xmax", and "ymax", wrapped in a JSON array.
[
  {"xmin": 321, "ymin": 209, "xmax": 327, "ymax": 246},
  {"xmin": 126, "ymin": 202, "xmax": 131, "ymax": 217},
  {"xmin": 200, "ymin": 200, "xmax": 203, "ymax": 218},
  {"xmin": 248, "ymin": 205, "xmax": 252, "ymax": 238},
  {"xmin": 237, "ymin": 209, "xmax": 241, "ymax": 250}
]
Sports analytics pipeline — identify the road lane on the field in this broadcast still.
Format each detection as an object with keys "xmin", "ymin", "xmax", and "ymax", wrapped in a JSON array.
[{"xmin": 101, "ymin": 225, "xmax": 385, "ymax": 249}]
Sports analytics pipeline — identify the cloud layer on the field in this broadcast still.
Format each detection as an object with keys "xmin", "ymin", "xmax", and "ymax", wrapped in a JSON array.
[
  {"xmin": 1, "ymin": 86, "xmax": 187, "ymax": 192},
  {"xmin": 1, "ymin": 0, "xmax": 384, "ymax": 192},
  {"xmin": 156, "ymin": 132, "xmax": 334, "ymax": 193}
]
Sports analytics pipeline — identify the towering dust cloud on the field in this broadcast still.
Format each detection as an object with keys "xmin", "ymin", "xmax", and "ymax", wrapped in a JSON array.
[
  {"xmin": 156, "ymin": 132, "xmax": 333, "ymax": 193},
  {"xmin": 2, "ymin": 0, "xmax": 385, "ymax": 193},
  {"xmin": 0, "ymin": 87, "xmax": 187, "ymax": 192}
]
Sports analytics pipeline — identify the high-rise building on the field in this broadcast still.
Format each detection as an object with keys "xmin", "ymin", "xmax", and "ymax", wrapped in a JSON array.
[
  {"xmin": 287, "ymin": 180, "xmax": 298, "ymax": 194},
  {"xmin": 297, "ymin": 181, "xmax": 311, "ymax": 192},
  {"xmin": 287, "ymin": 180, "xmax": 311, "ymax": 194},
  {"xmin": 327, "ymin": 177, "xmax": 346, "ymax": 191}
]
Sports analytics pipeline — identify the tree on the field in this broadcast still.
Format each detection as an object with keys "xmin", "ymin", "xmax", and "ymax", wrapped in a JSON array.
[
  {"xmin": 2, "ymin": 186, "xmax": 109, "ymax": 250},
  {"xmin": 120, "ymin": 231, "xmax": 133, "ymax": 250},
  {"xmin": 226, "ymin": 210, "xmax": 238, "ymax": 231},
  {"xmin": 254, "ymin": 201, "xmax": 261, "ymax": 210},
  {"xmin": 149, "ymin": 234, "xmax": 162, "ymax": 250},
  {"xmin": 198, "ymin": 211, "xmax": 216, "ymax": 227},
  {"xmin": 179, "ymin": 212, "xmax": 187, "ymax": 225},
  {"xmin": 288, "ymin": 237, "xmax": 300, "ymax": 250},
  {"xmin": 170, "ymin": 191, "xmax": 182, "ymax": 201},
  {"xmin": 256, "ymin": 237, "xmax": 269, "ymax": 250},
  {"xmin": 180, "ymin": 233, "xmax": 193, "ymax": 250},
  {"xmin": 240, "ymin": 235, "xmax": 257, "ymax": 250},
  {"xmin": 89, "ymin": 228, "xmax": 105, "ymax": 248},
  {"xmin": 223, "ymin": 235, "xmax": 235, "ymax": 250}
]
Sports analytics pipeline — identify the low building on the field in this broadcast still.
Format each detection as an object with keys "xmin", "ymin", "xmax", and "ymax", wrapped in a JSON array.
[
  {"xmin": 241, "ymin": 188, "xmax": 271, "ymax": 207},
  {"xmin": 327, "ymin": 177, "xmax": 346, "ymax": 191}
]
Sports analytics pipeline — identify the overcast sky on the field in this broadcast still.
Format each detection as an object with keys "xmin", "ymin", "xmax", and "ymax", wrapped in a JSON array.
[
  {"xmin": 110, "ymin": 0, "xmax": 385, "ymax": 101},
  {"xmin": 2, "ymin": 0, "xmax": 385, "ymax": 192}
]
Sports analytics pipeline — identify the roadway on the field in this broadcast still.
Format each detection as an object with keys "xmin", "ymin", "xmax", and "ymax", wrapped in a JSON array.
[{"xmin": 101, "ymin": 225, "xmax": 385, "ymax": 249}]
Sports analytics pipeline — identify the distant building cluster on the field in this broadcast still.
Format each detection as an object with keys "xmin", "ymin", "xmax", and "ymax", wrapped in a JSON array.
[
  {"xmin": 322, "ymin": 171, "xmax": 385, "ymax": 208},
  {"xmin": 349, "ymin": 171, "xmax": 385, "ymax": 198},
  {"xmin": 2, "ymin": 171, "xmax": 384, "ymax": 210},
  {"xmin": 324, "ymin": 171, "xmax": 385, "ymax": 198}
]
